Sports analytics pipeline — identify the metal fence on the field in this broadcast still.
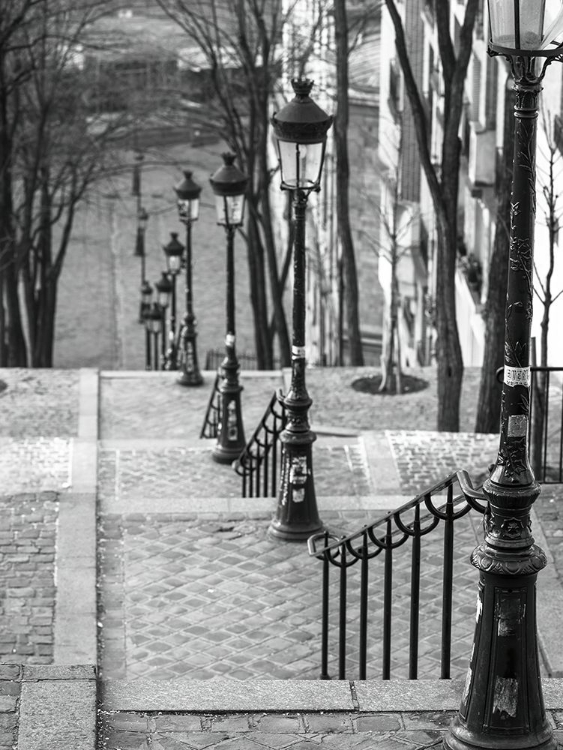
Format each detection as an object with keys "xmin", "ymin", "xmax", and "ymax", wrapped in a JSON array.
[
  {"xmin": 308, "ymin": 471, "xmax": 487, "ymax": 680},
  {"xmin": 204, "ymin": 349, "xmax": 264, "ymax": 371}
]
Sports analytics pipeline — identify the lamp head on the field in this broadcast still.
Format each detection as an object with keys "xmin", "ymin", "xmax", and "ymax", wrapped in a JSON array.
[
  {"xmin": 174, "ymin": 170, "xmax": 201, "ymax": 223},
  {"xmin": 487, "ymin": 0, "xmax": 563, "ymax": 56},
  {"xmin": 163, "ymin": 232, "xmax": 185, "ymax": 275},
  {"xmin": 209, "ymin": 152, "xmax": 248, "ymax": 227},
  {"xmin": 271, "ymin": 79, "xmax": 334, "ymax": 192}
]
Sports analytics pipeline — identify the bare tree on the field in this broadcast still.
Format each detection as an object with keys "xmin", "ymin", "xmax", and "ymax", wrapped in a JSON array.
[
  {"xmin": 0, "ymin": 0, "xmax": 133, "ymax": 366},
  {"xmin": 384, "ymin": 0, "xmax": 479, "ymax": 430},
  {"xmin": 155, "ymin": 0, "xmax": 294, "ymax": 369},
  {"xmin": 529, "ymin": 106, "xmax": 563, "ymax": 472},
  {"xmin": 475, "ymin": 81, "xmax": 514, "ymax": 433},
  {"xmin": 333, "ymin": 0, "xmax": 364, "ymax": 365}
]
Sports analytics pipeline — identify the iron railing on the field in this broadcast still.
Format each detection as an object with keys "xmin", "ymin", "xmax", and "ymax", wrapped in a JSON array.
[
  {"xmin": 496, "ymin": 366, "xmax": 563, "ymax": 483},
  {"xmin": 308, "ymin": 470, "xmax": 487, "ymax": 681},
  {"xmin": 200, "ymin": 373, "xmax": 222, "ymax": 439},
  {"xmin": 234, "ymin": 391, "xmax": 287, "ymax": 497},
  {"xmin": 529, "ymin": 366, "xmax": 563, "ymax": 483},
  {"xmin": 205, "ymin": 349, "xmax": 263, "ymax": 371}
]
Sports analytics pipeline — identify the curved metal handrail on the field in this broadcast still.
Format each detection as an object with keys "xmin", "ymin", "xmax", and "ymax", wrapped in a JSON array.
[
  {"xmin": 234, "ymin": 390, "xmax": 286, "ymax": 497},
  {"xmin": 308, "ymin": 469, "xmax": 489, "ymax": 681}
]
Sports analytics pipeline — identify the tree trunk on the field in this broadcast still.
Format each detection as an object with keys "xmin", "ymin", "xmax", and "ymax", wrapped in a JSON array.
[
  {"xmin": 257, "ymin": 153, "xmax": 291, "ymax": 367},
  {"xmin": 333, "ymin": 0, "xmax": 364, "ymax": 366},
  {"xmin": 475, "ymin": 83, "xmax": 514, "ymax": 433},
  {"xmin": 246, "ymin": 212, "xmax": 272, "ymax": 368},
  {"xmin": 435, "ymin": 210, "xmax": 464, "ymax": 431}
]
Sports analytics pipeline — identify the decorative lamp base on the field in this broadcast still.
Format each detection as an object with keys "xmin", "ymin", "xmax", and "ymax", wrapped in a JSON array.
[
  {"xmin": 268, "ymin": 439, "xmax": 323, "ymax": 542},
  {"xmin": 211, "ymin": 375, "xmax": 245, "ymax": 464},
  {"xmin": 178, "ymin": 370, "xmax": 204, "ymax": 387}
]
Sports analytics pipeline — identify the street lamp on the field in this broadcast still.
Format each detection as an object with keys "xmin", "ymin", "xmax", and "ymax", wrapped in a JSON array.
[
  {"xmin": 144, "ymin": 302, "xmax": 163, "ymax": 372},
  {"xmin": 268, "ymin": 79, "xmax": 333, "ymax": 542},
  {"xmin": 162, "ymin": 232, "xmax": 184, "ymax": 370},
  {"xmin": 141, "ymin": 282, "xmax": 153, "ymax": 370},
  {"xmin": 154, "ymin": 272, "xmax": 173, "ymax": 371},
  {"xmin": 174, "ymin": 170, "xmax": 204, "ymax": 386},
  {"xmin": 136, "ymin": 207, "xmax": 149, "ymax": 323},
  {"xmin": 444, "ymin": 4, "xmax": 563, "ymax": 750},
  {"xmin": 209, "ymin": 152, "xmax": 248, "ymax": 464}
]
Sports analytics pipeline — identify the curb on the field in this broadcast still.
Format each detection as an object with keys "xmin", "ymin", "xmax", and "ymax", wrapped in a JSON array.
[
  {"xmin": 54, "ymin": 368, "xmax": 99, "ymax": 664},
  {"xmin": 2, "ymin": 665, "xmax": 96, "ymax": 750},
  {"xmin": 102, "ymin": 677, "xmax": 563, "ymax": 713}
]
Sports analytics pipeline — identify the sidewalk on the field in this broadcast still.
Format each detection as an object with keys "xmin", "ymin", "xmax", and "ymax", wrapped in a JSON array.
[{"xmin": 1, "ymin": 366, "xmax": 563, "ymax": 750}]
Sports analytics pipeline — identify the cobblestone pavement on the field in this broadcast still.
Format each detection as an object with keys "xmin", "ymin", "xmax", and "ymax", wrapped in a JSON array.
[
  {"xmin": 388, "ymin": 431, "xmax": 498, "ymax": 494},
  {"xmin": 98, "ymin": 444, "xmax": 372, "ymax": 505},
  {"xmin": 0, "ymin": 493, "xmax": 58, "ymax": 666},
  {"xmin": 98, "ymin": 509, "xmax": 482, "ymax": 682},
  {"xmin": 0, "ymin": 369, "xmax": 79, "ymax": 437},
  {"xmin": 99, "ymin": 373, "xmax": 285, "ymax": 442},
  {"xmin": 0, "ymin": 439, "xmax": 71, "ymax": 495},
  {"xmin": 100, "ymin": 709, "xmax": 464, "ymax": 750},
  {"xmin": 0, "ymin": 664, "xmax": 20, "ymax": 750}
]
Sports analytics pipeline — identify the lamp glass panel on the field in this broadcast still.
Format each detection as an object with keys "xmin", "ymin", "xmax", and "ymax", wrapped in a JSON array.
[
  {"xmin": 148, "ymin": 315, "xmax": 162, "ymax": 333},
  {"xmin": 178, "ymin": 198, "xmax": 200, "ymax": 222},
  {"xmin": 167, "ymin": 254, "xmax": 183, "ymax": 274},
  {"xmin": 157, "ymin": 290, "xmax": 170, "ymax": 308},
  {"xmin": 488, "ymin": 0, "xmax": 516, "ymax": 47},
  {"xmin": 141, "ymin": 287, "xmax": 152, "ymax": 303},
  {"xmin": 214, "ymin": 194, "xmax": 246, "ymax": 226},
  {"xmin": 540, "ymin": 0, "xmax": 563, "ymax": 48},
  {"xmin": 277, "ymin": 139, "xmax": 324, "ymax": 189},
  {"xmin": 519, "ymin": 0, "xmax": 545, "ymax": 49}
]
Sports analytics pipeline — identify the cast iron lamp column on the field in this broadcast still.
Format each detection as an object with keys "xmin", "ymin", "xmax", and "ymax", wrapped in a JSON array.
[
  {"xmin": 209, "ymin": 153, "xmax": 249, "ymax": 464},
  {"xmin": 136, "ymin": 207, "xmax": 149, "ymax": 323},
  {"xmin": 445, "ymin": 3, "xmax": 563, "ymax": 750},
  {"xmin": 154, "ymin": 272, "xmax": 173, "ymax": 371},
  {"xmin": 142, "ymin": 282, "xmax": 153, "ymax": 370},
  {"xmin": 145, "ymin": 303, "xmax": 163, "ymax": 371},
  {"xmin": 268, "ymin": 79, "xmax": 333, "ymax": 542},
  {"xmin": 175, "ymin": 170, "xmax": 204, "ymax": 386},
  {"xmin": 162, "ymin": 233, "xmax": 184, "ymax": 370}
]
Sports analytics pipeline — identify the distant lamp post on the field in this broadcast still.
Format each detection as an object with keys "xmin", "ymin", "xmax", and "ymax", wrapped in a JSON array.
[
  {"xmin": 444, "ymin": 4, "xmax": 563, "ymax": 750},
  {"xmin": 268, "ymin": 79, "xmax": 333, "ymax": 541},
  {"xmin": 209, "ymin": 152, "xmax": 248, "ymax": 464},
  {"xmin": 154, "ymin": 272, "xmax": 173, "ymax": 371},
  {"xmin": 145, "ymin": 302, "xmax": 163, "ymax": 372},
  {"xmin": 162, "ymin": 232, "xmax": 184, "ymax": 370},
  {"xmin": 175, "ymin": 170, "xmax": 204, "ymax": 386},
  {"xmin": 142, "ymin": 282, "xmax": 153, "ymax": 370},
  {"xmin": 136, "ymin": 207, "xmax": 149, "ymax": 323}
]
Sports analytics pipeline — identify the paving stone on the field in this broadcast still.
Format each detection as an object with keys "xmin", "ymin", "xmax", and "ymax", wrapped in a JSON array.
[{"xmin": 0, "ymin": 494, "xmax": 57, "ymax": 665}]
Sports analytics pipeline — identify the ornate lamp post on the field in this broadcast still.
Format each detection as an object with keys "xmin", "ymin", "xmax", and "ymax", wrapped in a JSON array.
[
  {"xmin": 445, "ymin": 4, "xmax": 563, "ymax": 750},
  {"xmin": 209, "ymin": 153, "xmax": 248, "ymax": 464},
  {"xmin": 136, "ymin": 207, "xmax": 149, "ymax": 323},
  {"xmin": 141, "ymin": 282, "xmax": 153, "ymax": 370},
  {"xmin": 175, "ymin": 170, "xmax": 204, "ymax": 386},
  {"xmin": 154, "ymin": 272, "xmax": 173, "ymax": 371},
  {"xmin": 162, "ymin": 233, "xmax": 184, "ymax": 370},
  {"xmin": 268, "ymin": 79, "xmax": 333, "ymax": 542},
  {"xmin": 144, "ymin": 302, "xmax": 163, "ymax": 371}
]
